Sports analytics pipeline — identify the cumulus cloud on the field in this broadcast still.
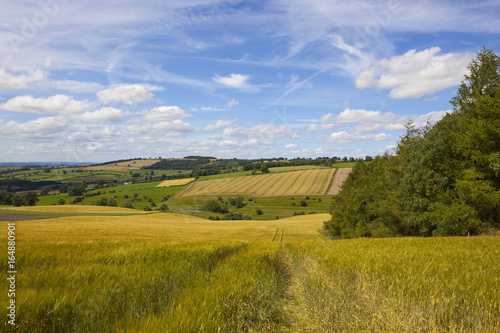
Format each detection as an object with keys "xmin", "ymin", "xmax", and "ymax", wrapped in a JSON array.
[
  {"xmin": 204, "ymin": 119, "xmax": 236, "ymax": 131},
  {"xmin": 142, "ymin": 106, "xmax": 191, "ymax": 122},
  {"xmin": 223, "ymin": 124, "xmax": 294, "ymax": 139},
  {"xmin": 97, "ymin": 84, "xmax": 162, "ymax": 104},
  {"xmin": 314, "ymin": 108, "xmax": 448, "ymax": 134},
  {"xmin": 0, "ymin": 95, "xmax": 94, "ymax": 114},
  {"xmin": 305, "ymin": 123, "xmax": 335, "ymax": 132},
  {"xmin": 126, "ymin": 119, "xmax": 198, "ymax": 137},
  {"xmin": 0, "ymin": 116, "xmax": 68, "ymax": 138},
  {"xmin": 335, "ymin": 108, "xmax": 402, "ymax": 124},
  {"xmin": 213, "ymin": 74, "xmax": 250, "ymax": 89},
  {"xmin": 0, "ymin": 68, "xmax": 47, "ymax": 90},
  {"xmin": 75, "ymin": 107, "xmax": 124, "ymax": 123},
  {"xmin": 355, "ymin": 47, "xmax": 473, "ymax": 99},
  {"xmin": 329, "ymin": 131, "xmax": 391, "ymax": 143},
  {"xmin": 285, "ymin": 143, "xmax": 298, "ymax": 149}
]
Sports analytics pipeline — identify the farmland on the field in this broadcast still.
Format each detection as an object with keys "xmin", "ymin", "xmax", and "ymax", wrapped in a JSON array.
[
  {"xmin": 156, "ymin": 177, "xmax": 196, "ymax": 187},
  {"xmin": 1, "ymin": 210, "xmax": 498, "ymax": 332},
  {"xmin": 84, "ymin": 159, "xmax": 162, "ymax": 172},
  {"xmin": 175, "ymin": 168, "xmax": 336, "ymax": 198}
]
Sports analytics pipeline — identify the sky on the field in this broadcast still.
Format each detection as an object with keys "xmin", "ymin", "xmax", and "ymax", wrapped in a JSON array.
[{"xmin": 0, "ymin": 0, "xmax": 499, "ymax": 163}]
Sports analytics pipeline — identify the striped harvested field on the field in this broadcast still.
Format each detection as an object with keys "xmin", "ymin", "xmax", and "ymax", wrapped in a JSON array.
[
  {"xmin": 84, "ymin": 159, "xmax": 161, "ymax": 172},
  {"xmin": 175, "ymin": 168, "xmax": 336, "ymax": 197},
  {"xmin": 156, "ymin": 177, "xmax": 196, "ymax": 187}
]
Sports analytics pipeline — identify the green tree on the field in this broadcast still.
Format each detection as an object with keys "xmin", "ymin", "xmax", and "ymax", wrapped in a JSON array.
[
  {"xmin": 23, "ymin": 192, "xmax": 39, "ymax": 206},
  {"xmin": 260, "ymin": 164, "xmax": 269, "ymax": 173}
]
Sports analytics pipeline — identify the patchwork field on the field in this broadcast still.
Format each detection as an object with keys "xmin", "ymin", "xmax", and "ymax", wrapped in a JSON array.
[
  {"xmin": 0, "ymin": 211, "xmax": 498, "ymax": 332},
  {"xmin": 156, "ymin": 177, "xmax": 196, "ymax": 187},
  {"xmin": 175, "ymin": 168, "xmax": 336, "ymax": 198},
  {"xmin": 84, "ymin": 159, "xmax": 161, "ymax": 172}
]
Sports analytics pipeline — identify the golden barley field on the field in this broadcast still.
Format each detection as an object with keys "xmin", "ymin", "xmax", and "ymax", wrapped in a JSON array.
[
  {"xmin": 84, "ymin": 159, "xmax": 161, "ymax": 172},
  {"xmin": 175, "ymin": 168, "xmax": 336, "ymax": 198},
  {"xmin": 156, "ymin": 177, "xmax": 196, "ymax": 188},
  {"xmin": 1, "ymin": 209, "xmax": 498, "ymax": 332}
]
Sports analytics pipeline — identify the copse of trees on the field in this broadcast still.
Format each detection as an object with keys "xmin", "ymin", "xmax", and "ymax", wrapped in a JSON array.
[
  {"xmin": 0, "ymin": 190, "xmax": 38, "ymax": 206},
  {"xmin": 324, "ymin": 48, "xmax": 500, "ymax": 238}
]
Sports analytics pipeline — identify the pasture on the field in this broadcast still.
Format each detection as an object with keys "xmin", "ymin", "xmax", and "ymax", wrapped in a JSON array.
[
  {"xmin": 0, "ymin": 210, "xmax": 498, "ymax": 332},
  {"xmin": 175, "ymin": 168, "xmax": 336, "ymax": 198}
]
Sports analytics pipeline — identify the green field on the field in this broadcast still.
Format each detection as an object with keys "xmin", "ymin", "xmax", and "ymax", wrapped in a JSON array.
[{"xmin": 0, "ymin": 210, "xmax": 498, "ymax": 332}]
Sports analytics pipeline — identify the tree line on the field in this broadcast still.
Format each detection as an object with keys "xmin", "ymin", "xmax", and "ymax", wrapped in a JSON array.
[{"xmin": 324, "ymin": 48, "xmax": 500, "ymax": 238}]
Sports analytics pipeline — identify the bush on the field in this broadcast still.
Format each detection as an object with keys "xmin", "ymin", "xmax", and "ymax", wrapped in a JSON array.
[
  {"xmin": 72, "ymin": 197, "xmax": 83, "ymax": 204},
  {"xmin": 202, "ymin": 200, "xmax": 228, "ymax": 214},
  {"xmin": 122, "ymin": 202, "xmax": 134, "ymax": 209},
  {"xmin": 96, "ymin": 198, "xmax": 108, "ymax": 206},
  {"xmin": 57, "ymin": 199, "xmax": 66, "ymax": 205},
  {"xmin": 256, "ymin": 209, "xmax": 263, "ymax": 215},
  {"xmin": 300, "ymin": 200, "xmax": 308, "ymax": 207},
  {"xmin": 158, "ymin": 204, "xmax": 169, "ymax": 211}
]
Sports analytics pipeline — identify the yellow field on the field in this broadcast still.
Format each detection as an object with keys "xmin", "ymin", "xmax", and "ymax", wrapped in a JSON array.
[
  {"xmin": 84, "ymin": 159, "xmax": 161, "ymax": 172},
  {"xmin": 9, "ymin": 212, "xmax": 329, "ymax": 242},
  {"xmin": 175, "ymin": 168, "xmax": 336, "ymax": 197},
  {"xmin": 156, "ymin": 177, "xmax": 196, "ymax": 188},
  {"xmin": 0, "ymin": 211, "xmax": 498, "ymax": 331}
]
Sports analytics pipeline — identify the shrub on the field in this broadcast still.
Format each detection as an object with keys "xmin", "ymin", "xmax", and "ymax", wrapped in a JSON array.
[
  {"xmin": 202, "ymin": 200, "xmax": 228, "ymax": 214},
  {"xmin": 122, "ymin": 202, "xmax": 134, "ymax": 209},
  {"xmin": 256, "ymin": 209, "xmax": 263, "ymax": 215},
  {"xmin": 57, "ymin": 199, "xmax": 66, "ymax": 205},
  {"xmin": 300, "ymin": 200, "xmax": 308, "ymax": 207}
]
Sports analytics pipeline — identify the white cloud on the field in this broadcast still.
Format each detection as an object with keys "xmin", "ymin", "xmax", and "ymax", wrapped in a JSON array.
[
  {"xmin": 142, "ymin": 106, "xmax": 191, "ymax": 122},
  {"xmin": 305, "ymin": 123, "xmax": 336, "ymax": 132},
  {"xmin": 415, "ymin": 110, "xmax": 451, "ymax": 125},
  {"xmin": 223, "ymin": 124, "xmax": 294, "ymax": 139},
  {"xmin": 0, "ymin": 95, "xmax": 94, "ymax": 114},
  {"xmin": 355, "ymin": 47, "xmax": 473, "ymax": 99},
  {"xmin": 285, "ymin": 143, "xmax": 298, "ymax": 149},
  {"xmin": 97, "ymin": 84, "xmax": 162, "ymax": 105},
  {"xmin": 227, "ymin": 98, "xmax": 239, "ymax": 107},
  {"xmin": 213, "ymin": 74, "xmax": 249, "ymax": 89},
  {"xmin": 204, "ymin": 119, "xmax": 236, "ymax": 131},
  {"xmin": 126, "ymin": 119, "xmax": 198, "ymax": 137},
  {"xmin": 0, "ymin": 68, "xmax": 47, "ymax": 90},
  {"xmin": 329, "ymin": 131, "xmax": 392, "ymax": 143},
  {"xmin": 335, "ymin": 108, "xmax": 402, "ymax": 124},
  {"xmin": 0, "ymin": 116, "xmax": 68, "ymax": 138},
  {"xmin": 218, "ymin": 140, "xmax": 239, "ymax": 147},
  {"xmin": 75, "ymin": 107, "xmax": 124, "ymax": 123}
]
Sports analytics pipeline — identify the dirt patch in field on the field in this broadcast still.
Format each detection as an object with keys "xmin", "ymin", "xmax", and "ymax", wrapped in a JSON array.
[{"xmin": 327, "ymin": 168, "xmax": 352, "ymax": 195}]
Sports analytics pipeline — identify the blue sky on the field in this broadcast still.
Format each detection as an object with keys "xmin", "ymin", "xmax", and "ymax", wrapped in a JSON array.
[{"xmin": 0, "ymin": 0, "xmax": 499, "ymax": 163}]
